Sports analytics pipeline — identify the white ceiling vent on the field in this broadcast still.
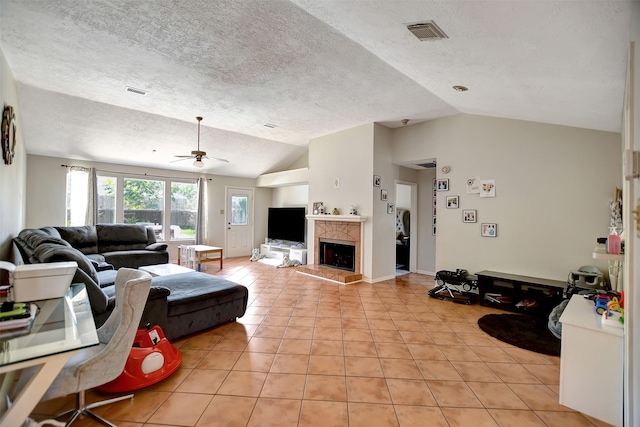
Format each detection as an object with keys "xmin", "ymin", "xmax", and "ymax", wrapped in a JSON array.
[
  {"xmin": 125, "ymin": 86, "xmax": 148, "ymax": 96},
  {"xmin": 406, "ymin": 21, "xmax": 448, "ymax": 41}
]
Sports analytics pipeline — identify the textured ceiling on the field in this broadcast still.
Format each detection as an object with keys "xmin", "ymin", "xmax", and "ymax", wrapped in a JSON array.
[{"xmin": 0, "ymin": 1, "xmax": 632, "ymax": 177}]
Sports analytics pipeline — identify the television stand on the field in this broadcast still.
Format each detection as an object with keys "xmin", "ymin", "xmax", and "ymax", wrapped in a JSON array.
[{"xmin": 260, "ymin": 243, "xmax": 307, "ymax": 264}]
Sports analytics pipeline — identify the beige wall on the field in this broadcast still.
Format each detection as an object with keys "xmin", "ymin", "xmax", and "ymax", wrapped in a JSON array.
[
  {"xmin": 417, "ymin": 168, "xmax": 436, "ymax": 274},
  {"xmin": 0, "ymin": 49, "xmax": 27, "ymax": 272},
  {"xmin": 393, "ymin": 113, "xmax": 621, "ymax": 281},
  {"xmin": 308, "ymin": 123, "xmax": 375, "ymax": 279}
]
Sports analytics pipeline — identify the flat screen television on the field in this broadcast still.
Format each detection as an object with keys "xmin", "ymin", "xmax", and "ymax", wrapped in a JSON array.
[{"xmin": 267, "ymin": 207, "xmax": 306, "ymax": 244}]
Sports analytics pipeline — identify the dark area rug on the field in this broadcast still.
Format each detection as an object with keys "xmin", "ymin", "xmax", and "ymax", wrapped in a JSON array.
[{"xmin": 478, "ymin": 313, "xmax": 560, "ymax": 356}]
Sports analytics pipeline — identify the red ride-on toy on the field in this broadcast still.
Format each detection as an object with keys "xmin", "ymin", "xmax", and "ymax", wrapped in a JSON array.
[{"xmin": 98, "ymin": 325, "xmax": 182, "ymax": 393}]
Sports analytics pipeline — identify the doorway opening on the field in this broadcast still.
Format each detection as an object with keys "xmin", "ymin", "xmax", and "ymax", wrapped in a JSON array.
[{"xmin": 395, "ymin": 181, "xmax": 417, "ymax": 276}]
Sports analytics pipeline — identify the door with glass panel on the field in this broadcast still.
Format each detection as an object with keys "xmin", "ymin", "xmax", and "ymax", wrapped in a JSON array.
[{"xmin": 226, "ymin": 187, "xmax": 253, "ymax": 257}]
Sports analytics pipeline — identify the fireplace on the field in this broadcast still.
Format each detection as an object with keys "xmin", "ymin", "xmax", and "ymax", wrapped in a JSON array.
[{"xmin": 319, "ymin": 240, "xmax": 355, "ymax": 272}]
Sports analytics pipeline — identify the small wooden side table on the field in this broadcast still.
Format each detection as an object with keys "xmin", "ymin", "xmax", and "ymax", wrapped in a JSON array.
[{"xmin": 178, "ymin": 245, "xmax": 223, "ymax": 271}]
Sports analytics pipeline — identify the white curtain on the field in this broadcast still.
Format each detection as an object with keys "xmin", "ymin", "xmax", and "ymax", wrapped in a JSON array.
[
  {"xmin": 67, "ymin": 167, "xmax": 89, "ymax": 226},
  {"xmin": 85, "ymin": 167, "xmax": 98, "ymax": 225},
  {"xmin": 195, "ymin": 177, "xmax": 207, "ymax": 245}
]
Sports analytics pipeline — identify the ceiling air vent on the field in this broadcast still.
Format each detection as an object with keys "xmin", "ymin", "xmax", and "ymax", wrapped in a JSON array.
[
  {"xmin": 406, "ymin": 21, "xmax": 448, "ymax": 41},
  {"xmin": 125, "ymin": 86, "xmax": 148, "ymax": 96},
  {"xmin": 417, "ymin": 162, "xmax": 437, "ymax": 169}
]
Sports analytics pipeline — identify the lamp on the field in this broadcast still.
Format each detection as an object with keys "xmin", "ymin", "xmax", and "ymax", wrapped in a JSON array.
[{"xmin": 193, "ymin": 159, "xmax": 204, "ymax": 168}]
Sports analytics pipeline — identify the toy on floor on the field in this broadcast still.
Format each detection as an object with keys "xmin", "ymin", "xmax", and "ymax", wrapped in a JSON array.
[
  {"xmin": 250, "ymin": 248, "xmax": 266, "ymax": 261},
  {"xmin": 97, "ymin": 325, "xmax": 182, "ymax": 393},
  {"xmin": 277, "ymin": 254, "xmax": 301, "ymax": 268},
  {"xmin": 429, "ymin": 269, "xmax": 478, "ymax": 304}
]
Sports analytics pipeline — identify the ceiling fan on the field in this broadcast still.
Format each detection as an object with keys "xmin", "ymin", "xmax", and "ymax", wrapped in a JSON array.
[{"xmin": 172, "ymin": 116, "xmax": 229, "ymax": 168}]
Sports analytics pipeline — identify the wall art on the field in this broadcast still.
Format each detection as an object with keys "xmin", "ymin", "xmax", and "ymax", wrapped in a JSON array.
[
  {"xmin": 481, "ymin": 223, "xmax": 497, "ymax": 237},
  {"xmin": 462, "ymin": 209, "xmax": 477, "ymax": 223},
  {"xmin": 446, "ymin": 196, "xmax": 459, "ymax": 209},
  {"xmin": 480, "ymin": 179, "xmax": 496, "ymax": 198},
  {"xmin": 373, "ymin": 175, "xmax": 381, "ymax": 187},
  {"xmin": 381, "ymin": 189, "xmax": 388, "ymax": 201},
  {"xmin": 436, "ymin": 178, "xmax": 449, "ymax": 191},
  {"xmin": 466, "ymin": 176, "xmax": 480, "ymax": 194}
]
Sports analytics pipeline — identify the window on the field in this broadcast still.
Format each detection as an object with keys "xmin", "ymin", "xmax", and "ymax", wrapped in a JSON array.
[
  {"xmin": 231, "ymin": 194, "xmax": 248, "ymax": 225},
  {"xmin": 123, "ymin": 178, "xmax": 164, "ymax": 239},
  {"xmin": 171, "ymin": 182, "xmax": 198, "ymax": 239},
  {"xmin": 97, "ymin": 176, "xmax": 116, "ymax": 224}
]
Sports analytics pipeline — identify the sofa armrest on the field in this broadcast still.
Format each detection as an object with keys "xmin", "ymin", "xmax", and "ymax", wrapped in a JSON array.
[
  {"xmin": 146, "ymin": 243, "xmax": 168, "ymax": 251},
  {"xmin": 139, "ymin": 288, "xmax": 170, "ymax": 331},
  {"xmin": 148, "ymin": 286, "xmax": 171, "ymax": 300}
]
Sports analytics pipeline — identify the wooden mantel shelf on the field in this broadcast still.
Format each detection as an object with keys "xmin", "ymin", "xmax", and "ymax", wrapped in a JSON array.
[{"xmin": 306, "ymin": 214, "xmax": 367, "ymax": 222}]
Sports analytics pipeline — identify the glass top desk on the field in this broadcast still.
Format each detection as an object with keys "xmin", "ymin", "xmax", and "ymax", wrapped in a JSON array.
[{"xmin": 0, "ymin": 284, "xmax": 99, "ymax": 426}]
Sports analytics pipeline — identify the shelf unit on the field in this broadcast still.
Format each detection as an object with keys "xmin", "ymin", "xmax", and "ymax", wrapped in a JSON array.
[
  {"xmin": 260, "ymin": 243, "xmax": 307, "ymax": 264},
  {"xmin": 476, "ymin": 270, "xmax": 565, "ymax": 314}
]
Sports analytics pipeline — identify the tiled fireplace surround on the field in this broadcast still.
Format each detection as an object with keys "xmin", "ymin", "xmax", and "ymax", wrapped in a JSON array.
[{"xmin": 297, "ymin": 216, "xmax": 364, "ymax": 284}]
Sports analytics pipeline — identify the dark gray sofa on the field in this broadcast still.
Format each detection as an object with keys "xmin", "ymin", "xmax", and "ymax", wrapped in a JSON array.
[
  {"xmin": 12, "ymin": 225, "xmax": 248, "ymax": 340},
  {"xmin": 14, "ymin": 224, "xmax": 169, "ymax": 270}
]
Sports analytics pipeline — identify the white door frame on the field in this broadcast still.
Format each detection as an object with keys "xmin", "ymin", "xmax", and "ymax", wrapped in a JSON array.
[{"xmin": 396, "ymin": 180, "xmax": 418, "ymax": 272}]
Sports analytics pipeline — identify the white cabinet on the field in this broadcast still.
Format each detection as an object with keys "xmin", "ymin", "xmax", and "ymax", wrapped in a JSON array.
[
  {"xmin": 289, "ymin": 248, "xmax": 307, "ymax": 264},
  {"xmin": 260, "ymin": 243, "xmax": 307, "ymax": 264},
  {"xmin": 559, "ymin": 295, "xmax": 623, "ymax": 427}
]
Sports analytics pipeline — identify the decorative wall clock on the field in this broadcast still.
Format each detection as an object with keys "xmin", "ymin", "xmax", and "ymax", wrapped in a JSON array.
[{"xmin": 2, "ymin": 105, "xmax": 16, "ymax": 165}]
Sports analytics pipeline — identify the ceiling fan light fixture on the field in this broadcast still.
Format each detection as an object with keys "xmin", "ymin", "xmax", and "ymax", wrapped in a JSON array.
[{"xmin": 193, "ymin": 159, "xmax": 204, "ymax": 168}]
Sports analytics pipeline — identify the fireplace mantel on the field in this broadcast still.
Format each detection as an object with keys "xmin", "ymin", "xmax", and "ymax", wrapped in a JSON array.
[{"xmin": 306, "ymin": 214, "xmax": 367, "ymax": 223}]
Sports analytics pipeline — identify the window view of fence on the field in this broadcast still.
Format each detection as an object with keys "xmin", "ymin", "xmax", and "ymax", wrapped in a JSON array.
[
  {"xmin": 123, "ymin": 178, "xmax": 165, "ymax": 238},
  {"xmin": 171, "ymin": 182, "xmax": 198, "ymax": 239},
  {"xmin": 97, "ymin": 176, "xmax": 116, "ymax": 223}
]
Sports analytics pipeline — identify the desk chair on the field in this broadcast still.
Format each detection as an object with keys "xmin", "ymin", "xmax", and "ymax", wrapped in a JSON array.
[{"xmin": 18, "ymin": 268, "xmax": 151, "ymax": 427}]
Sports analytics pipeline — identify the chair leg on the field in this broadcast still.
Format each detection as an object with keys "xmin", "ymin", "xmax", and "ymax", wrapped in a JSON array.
[{"xmin": 48, "ymin": 390, "xmax": 134, "ymax": 427}]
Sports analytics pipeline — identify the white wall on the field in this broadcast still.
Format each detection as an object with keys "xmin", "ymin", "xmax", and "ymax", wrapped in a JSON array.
[
  {"xmin": 308, "ymin": 123, "xmax": 374, "ymax": 279},
  {"xmin": 625, "ymin": 4, "xmax": 640, "ymax": 425},
  {"xmin": 25, "ymin": 155, "xmax": 269, "ymax": 260},
  {"xmin": 272, "ymin": 185, "xmax": 308, "ymax": 208},
  {"xmin": 372, "ymin": 124, "xmax": 396, "ymax": 280},
  {"xmin": 393, "ymin": 114, "xmax": 621, "ymax": 281},
  {"xmin": 0, "ymin": 48, "xmax": 27, "ymax": 272},
  {"xmin": 396, "ymin": 183, "xmax": 411, "ymax": 210}
]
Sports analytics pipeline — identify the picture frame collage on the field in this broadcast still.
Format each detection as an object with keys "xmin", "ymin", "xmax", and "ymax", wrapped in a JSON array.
[
  {"xmin": 437, "ymin": 175, "xmax": 498, "ymax": 237},
  {"xmin": 374, "ymin": 175, "xmax": 394, "ymax": 214}
]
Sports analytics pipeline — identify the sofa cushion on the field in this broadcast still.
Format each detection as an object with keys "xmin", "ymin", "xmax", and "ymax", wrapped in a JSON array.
[
  {"xmin": 33, "ymin": 243, "xmax": 100, "ymax": 285},
  {"xmin": 55, "ymin": 226, "xmax": 99, "ymax": 255},
  {"xmin": 97, "ymin": 224, "xmax": 149, "ymax": 252},
  {"xmin": 102, "ymin": 250, "xmax": 169, "ymax": 270},
  {"xmin": 146, "ymin": 243, "xmax": 168, "ymax": 251},
  {"xmin": 18, "ymin": 228, "xmax": 71, "ymax": 249}
]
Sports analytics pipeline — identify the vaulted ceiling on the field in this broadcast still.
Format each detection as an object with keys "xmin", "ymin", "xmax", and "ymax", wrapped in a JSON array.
[{"xmin": 0, "ymin": 1, "xmax": 632, "ymax": 177}]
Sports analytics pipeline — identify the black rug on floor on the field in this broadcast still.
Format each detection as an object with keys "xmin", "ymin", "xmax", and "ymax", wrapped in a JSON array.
[{"xmin": 478, "ymin": 313, "xmax": 560, "ymax": 356}]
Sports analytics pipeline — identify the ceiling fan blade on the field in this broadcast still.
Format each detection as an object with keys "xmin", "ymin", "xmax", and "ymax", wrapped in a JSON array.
[
  {"xmin": 203, "ymin": 155, "xmax": 230, "ymax": 163},
  {"xmin": 170, "ymin": 157, "xmax": 193, "ymax": 163},
  {"xmin": 174, "ymin": 155, "xmax": 194, "ymax": 158}
]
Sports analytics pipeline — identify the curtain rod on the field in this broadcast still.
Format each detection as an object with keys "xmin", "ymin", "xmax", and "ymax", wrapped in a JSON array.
[{"xmin": 60, "ymin": 164, "xmax": 212, "ymax": 181}]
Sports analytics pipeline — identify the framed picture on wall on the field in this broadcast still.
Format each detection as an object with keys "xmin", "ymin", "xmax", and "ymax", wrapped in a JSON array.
[
  {"xmin": 387, "ymin": 203, "xmax": 395, "ymax": 214},
  {"xmin": 446, "ymin": 196, "xmax": 459, "ymax": 209},
  {"xmin": 373, "ymin": 175, "xmax": 381, "ymax": 187},
  {"xmin": 436, "ymin": 179, "xmax": 449, "ymax": 191},
  {"xmin": 481, "ymin": 223, "xmax": 497, "ymax": 237},
  {"xmin": 381, "ymin": 189, "xmax": 388, "ymax": 201},
  {"xmin": 462, "ymin": 209, "xmax": 477, "ymax": 223}
]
